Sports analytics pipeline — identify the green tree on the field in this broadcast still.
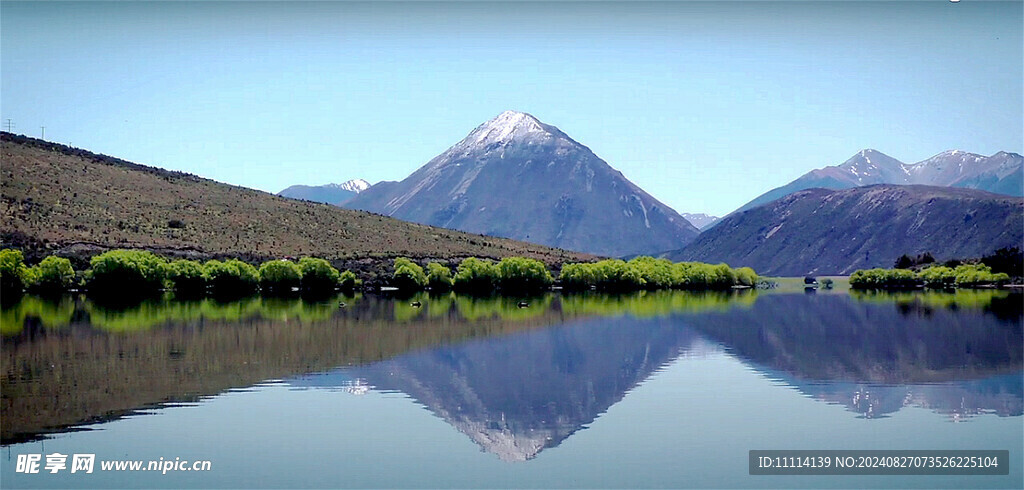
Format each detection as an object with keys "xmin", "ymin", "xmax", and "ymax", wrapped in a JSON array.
[
  {"xmin": 426, "ymin": 262, "xmax": 454, "ymax": 291},
  {"xmin": 0, "ymin": 249, "xmax": 29, "ymax": 293},
  {"xmin": 919, "ymin": 265, "xmax": 956, "ymax": 288},
  {"xmin": 627, "ymin": 256, "xmax": 675, "ymax": 289},
  {"xmin": 849, "ymin": 268, "xmax": 919, "ymax": 289},
  {"xmin": 953, "ymin": 263, "xmax": 1009, "ymax": 287},
  {"xmin": 259, "ymin": 260, "xmax": 303, "ymax": 292},
  {"xmin": 87, "ymin": 249, "xmax": 168, "ymax": 293},
  {"xmin": 298, "ymin": 257, "xmax": 341, "ymax": 291},
  {"xmin": 392, "ymin": 257, "xmax": 427, "ymax": 291},
  {"xmin": 167, "ymin": 259, "xmax": 207, "ymax": 294},
  {"xmin": 734, "ymin": 267, "xmax": 759, "ymax": 288},
  {"xmin": 497, "ymin": 257, "xmax": 553, "ymax": 292},
  {"xmin": 204, "ymin": 259, "xmax": 259, "ymax": 294},
  {"xmin": 559, "ymin": 262, "xmax": 598, "ymax": 291},
  {"xmin": 894, "ymin": 254, "xmax": 914, "ymax": 269},
  {"xmin": 338, "ymin": 270, "xmax": 361, "ymax": 292},
  {"xmin": 27, "ymin": 256, "xmax": 76, "ymax": 293},
  {"xmin": 453, "ymin": 257, "xmax": 499, "ymax": 293},
  {"xmin": 591, "ymin": 259, "xmax": 645, "ymax": 291}
]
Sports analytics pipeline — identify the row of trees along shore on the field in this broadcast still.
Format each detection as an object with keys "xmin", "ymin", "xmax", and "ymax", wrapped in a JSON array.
[
  {"xmin": 1, "ymin": 248, "xmax": 761, "ymax": 295},
  {"xmin": 0, "ymin": 249, "xmax": 359, "ymax": 295},
  {"xmin": 850, "ymin": 264, "xmax": 1010, "ymax": 289},
  {"xmin": 393, "ymin": 256, "xmax": 759, "ymax": 293}
]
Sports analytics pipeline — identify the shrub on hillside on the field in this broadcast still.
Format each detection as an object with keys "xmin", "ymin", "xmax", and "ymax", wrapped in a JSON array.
[
  {"xmin": 426, "ymin": 262, "xmax": 454, "ymax": 291},
  {"xmin": 338, "ymin": 270, "xmax": 361, "ymax": 292},
  {"xmin": 87, "ymin": 249, "xmax": 168, "ymax": 293},
  {"xmin": 453, "ymin": 257, "xmax": 499, "ymax": 293},
  {"xmin": 392, "ymin": 257, "xmax": 427, "ymax": 291},
  {"xmin": 497, "ymin": 257, "xmax": 552, "ymax": 292},
  {"xmin": 0, "ymin": 249, "xmax": 29, "ymax": 293},
  {"xmin": 27, "ymin": 256, "xmax": 76, "ymax": 293},
  {"xmin": 259, "ymin": 260, "xmax": 303, "ymax": 292},
  {"xmin": 298, "ymin": 257, "xmax": 341, "ymax": 291}
]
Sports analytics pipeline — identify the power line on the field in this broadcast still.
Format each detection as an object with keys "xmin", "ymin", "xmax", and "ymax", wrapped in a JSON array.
[{"xmin": 3, "ymin": 119, "xmax": 13, "ymax": 132}]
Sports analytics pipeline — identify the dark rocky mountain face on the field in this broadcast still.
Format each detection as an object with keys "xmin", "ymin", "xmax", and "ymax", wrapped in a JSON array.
[
  {"xmin": 277, "ymin": 179, "xmax": 369, "ymax": 205},
  {"xmin": 344, "ymin": 111, "xmax": 699, "ymax": 257},
  {"xmin": 670, "ymin": 184, "xmax": 1024, "ymax": 276},
  {"xmin": 732, "ymin": 149, "xmax": 1023, "ymax": 216}
]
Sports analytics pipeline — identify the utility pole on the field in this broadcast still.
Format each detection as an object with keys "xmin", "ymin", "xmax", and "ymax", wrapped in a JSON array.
[
  {"xmin": 40, "ymin": 126, "xmax": 45, "ymax": 140},
  {"xmin": 3, "ymin": 119, "xmax": 13, "ymax": 132}
]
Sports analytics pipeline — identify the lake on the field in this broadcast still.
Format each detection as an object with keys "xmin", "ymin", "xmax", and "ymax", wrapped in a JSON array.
[{"xmin": 1, "ymin": 289, "xmax": 1021, "ymax": 488}]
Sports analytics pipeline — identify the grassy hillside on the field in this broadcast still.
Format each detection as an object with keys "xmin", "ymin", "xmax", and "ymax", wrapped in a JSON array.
[{"xmin": 0, "ymin": 133, "xmax": 593, "ymax": 283}]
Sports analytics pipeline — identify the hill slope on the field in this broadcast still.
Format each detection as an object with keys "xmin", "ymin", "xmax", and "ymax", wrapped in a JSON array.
[
  {"xmin": 732, "ymin": 149, "xmax": 1023, "ymax": 216},
  {"xmin": 344, "ymin": 111, "xmax": 699, "ymax": 257},
  {"xmin": 0, "ymin": 133, "xmax": 592, "ymax": 273},
  {"xmin": 669, "ymin": 184, "xmax": 1023, "ymax": 276},
  {"xmin": 277, "ymin": 179, "xmax": 369, "ymax": 206}
]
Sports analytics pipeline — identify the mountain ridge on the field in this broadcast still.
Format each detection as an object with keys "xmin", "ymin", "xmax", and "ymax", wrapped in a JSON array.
[
  {"xmin": 278, "ymin": 178, "xmax": 369, "ymax": 205},
  {"xmin": 670, "ymin": 184, "xmax": 1023, "ymax": 276},
  {"xmin": 730, "ymin": 149, "xmax": 1023, "ymax": 217}
]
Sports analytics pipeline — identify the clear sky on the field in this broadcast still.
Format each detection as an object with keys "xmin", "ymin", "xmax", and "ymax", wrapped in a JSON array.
[{"xmin": 2, "ymin": 1, "xmax": 1021, "ymax": 216}]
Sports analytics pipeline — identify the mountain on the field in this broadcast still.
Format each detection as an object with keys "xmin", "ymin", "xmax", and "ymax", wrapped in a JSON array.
[
  {"xmin": 732, "ymin": 149, "xmax": 1023, "ymax": 216},
  {"xmin": 681, "ymin": 213, "xmax": 720, "ymax": 230},
  {"xmin": 278, "ymin": 178, "xmax": 370, "ymax": 205},
  {"xmin": 344, "ymin": 111, "xmax": 699, "ymax": 257},
  {"xmin": 296, "ymin": 315, "xmax": 709, "ymax": 461},
  {"xmin": 669, "ymin": 184, "xmax": 1023, "ymax": 276},
  {"xmin": 0, "ymin": 132, "xmax": 592, "ymax": 277}
]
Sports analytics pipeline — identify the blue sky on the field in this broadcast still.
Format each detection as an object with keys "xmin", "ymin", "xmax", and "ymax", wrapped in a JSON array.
[{"xmin": 2, "ymin": 1, "xmax": 1021, "ymax": 216}]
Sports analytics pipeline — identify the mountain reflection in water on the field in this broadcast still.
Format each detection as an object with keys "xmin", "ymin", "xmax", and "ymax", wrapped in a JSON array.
[
  {"xmin": 2, "ymin": 289, "xmax": 1021, "ymax": 456},
  {"xmin": 291, "ymin": 290, "xmax": 1021, "ymax": 460}
]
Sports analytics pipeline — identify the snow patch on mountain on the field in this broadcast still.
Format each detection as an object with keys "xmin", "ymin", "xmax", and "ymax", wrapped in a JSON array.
[
  {"xmin": 681, "ymin": 213, "xmax": 721, "ymax": 231},
  {"xmin": 335, "ymin": 178, "xmax": 370, "ymax": 193}
]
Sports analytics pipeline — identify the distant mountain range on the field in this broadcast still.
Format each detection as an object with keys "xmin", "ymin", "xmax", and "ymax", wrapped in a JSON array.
[
  {"xmin": 344, "ymin": 111, "xmax": 699, "ymax": 257},
  {"xmin": 277, "ymin": 178, "xmax": 369, "ymax": 205},
  {"xmin": 670, "ymin": 184, "xmax": 1023, "ymax": 276},
  {"xmin": 731, "ymin": 149, "xmax": 1023, "ymax": 216},
  {"xmin": 680, "ymin": 213, "xmax": 720, "ymax": 230}
]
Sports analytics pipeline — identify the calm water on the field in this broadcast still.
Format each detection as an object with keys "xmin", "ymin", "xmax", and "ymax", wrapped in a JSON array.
[{"xmin": 1, "ymin": 289, "xmax": 1021, "ymax": 488}]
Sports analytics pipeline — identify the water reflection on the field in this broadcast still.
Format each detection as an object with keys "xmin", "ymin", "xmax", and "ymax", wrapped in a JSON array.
[
  {"xmin": 772, "ymin": 374, "xmax": 1023, "ymax": 420},
  {"xmin": 295, "ymin": 316, "xmax": 712, "ymax": 461},
  {"xmin": 1, "ymin": 289, "xmax": 1021, "ymax": 451}
]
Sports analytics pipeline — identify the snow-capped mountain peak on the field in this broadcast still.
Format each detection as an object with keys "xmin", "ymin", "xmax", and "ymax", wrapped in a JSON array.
[
  {"xmin": 464, "ymin": 110, "xmax": 561, "ymax": 147},
  {"xmin": 335, "ymin": 178, "xmax": 370, "ymax": 193},
  {"xmin": 681, "ymin": 213, "xmax": 721, "ymax": 231},
  {"xmin": 344, "ymin": 111, "xmax": 700, "ymax": 256}
]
